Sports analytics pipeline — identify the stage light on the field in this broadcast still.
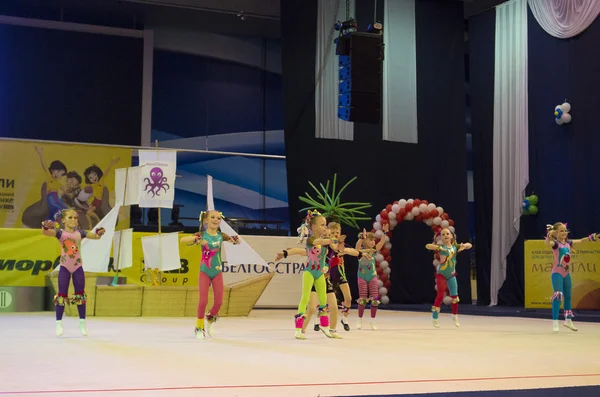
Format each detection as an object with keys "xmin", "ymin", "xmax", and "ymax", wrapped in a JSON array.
[
  {"xmin": 367, "ymin": 22, "xmax": 383, "ymax": 34},
  {"xmin": 334, "ymin": 19, "xmax": 357, "ymax": 32}
]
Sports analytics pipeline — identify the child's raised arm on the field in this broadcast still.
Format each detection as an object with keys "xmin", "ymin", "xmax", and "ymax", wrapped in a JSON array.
[
  {"xmin": 274, "ymin": 247, "xmax": 306, "ymax": 261},
  {"xmin": 85, "ymin": 227, "xmax": 106, "ymax": 240},
  {"xmin": 41, "ymin": 220, "xmax": 57, "ymax": 237}
]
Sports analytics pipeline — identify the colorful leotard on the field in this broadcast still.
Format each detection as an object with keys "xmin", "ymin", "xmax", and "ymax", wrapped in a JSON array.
[
  {"xmin": 552, "ymin": 240, "xmax": 573, "ymax": 278},
  {"xmin": 55, "ymin": 229, "xmax": 87, "ymax": 273},
  {"xmin": 357, "ymin": 254, "xmax": 377, "ymax": 283},
  {"xmin": 437, "ymin": 244, "xmax": 458, "ymax": 279},
  {"xmin": 197, "ymin": 231, "xmax": 223, "ymax": 279},
  {"xmin": 328, "ymin": 244, "xmax": 348, "ymax": 286},
  {"xmin": 550, "ymin": 240, "xmax": 574, "ymax": 320}
]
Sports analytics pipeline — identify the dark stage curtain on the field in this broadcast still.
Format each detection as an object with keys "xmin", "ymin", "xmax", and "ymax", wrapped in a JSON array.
[
  {"xmin": 468, "ymin": 9, "xmax": 495, "ymax": 306},
  {"xmin": 0, "ymin": 24, "xmax": 143, "ymax": 145},
  {"xmin": 282, "ymin": 0, "xmax": 470, "ymax": 304}
]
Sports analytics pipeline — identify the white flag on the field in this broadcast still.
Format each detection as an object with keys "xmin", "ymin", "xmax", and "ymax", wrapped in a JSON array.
[
  {"xmin": 115, "ymin": 167, "xmax": 141, "ymax": 206},
  {"xmin": 141, "ymin": 232, "xmax": 182, "ymax": 271},
  {"xmin": 138, "ymin": 150, "xmax": 177, "ymax": 209},
  {"xmin": 205, "ymin": 174, "xmax": 269, "ymax": 268},
  {"xmin": 81, "ymin": 204, "xmax": 121, "ymax": 272},
  {"xmin": 113, "ymin": 228, "xmax": 133, "ymax": 270}
]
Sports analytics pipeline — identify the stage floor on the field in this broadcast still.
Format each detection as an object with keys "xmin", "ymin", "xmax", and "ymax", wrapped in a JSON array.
[{"xmin": 1, "ymin": 309, "xmax": 600, "ymax": 397}]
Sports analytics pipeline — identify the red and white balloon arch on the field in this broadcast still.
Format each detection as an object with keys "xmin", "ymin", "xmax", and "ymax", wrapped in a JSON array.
[{"xmin": 370, "ymin": 198, "xmax": 455, "ymax": 305}]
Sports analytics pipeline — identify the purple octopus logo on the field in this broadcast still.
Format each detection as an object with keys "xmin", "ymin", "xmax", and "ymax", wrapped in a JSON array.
[{"xmin": 143, "ymin": 167, "xmax": 170, "ymax": 197}]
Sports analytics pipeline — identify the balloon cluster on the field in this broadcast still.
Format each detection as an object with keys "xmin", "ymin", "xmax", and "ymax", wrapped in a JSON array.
[
  {"xmin": 554, "ymin": 102, "xmax": 572, "ymax": 125},
  {"xmin": 371, "ymin": 199, "xmax": 454, "ymax": 305},
  {"xmin": 522, "ymin": 194, "xmax": 539, "ymax": 216}
]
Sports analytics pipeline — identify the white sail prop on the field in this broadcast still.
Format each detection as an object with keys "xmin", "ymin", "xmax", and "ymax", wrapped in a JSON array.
[
  {"xmin": 206, "ymin": 175, "xmax": 270, "ymax": 268},
  {"xmin": 113, "ymin": 228, "xmax": 134, "ymax": 270},
  {"xmin": 80, "ymin": 204, "xmax": 122, "ymax": 272},
  {"xmin": 140, "ymin": 232, "xmax": 182, "ymax": 272},
  {"xmin": 115, "ymin": 166, "xmax": 142, "ymax": 206}
]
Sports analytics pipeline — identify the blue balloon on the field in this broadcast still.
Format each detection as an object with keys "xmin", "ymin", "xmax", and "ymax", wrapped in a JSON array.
[
  {"xmin": 555, "ymin": 108, "xmax": 563, "ymax": 119},
  {"xmin": 523, "ymin": 198, "xmax": 530, "ymax": 210}
]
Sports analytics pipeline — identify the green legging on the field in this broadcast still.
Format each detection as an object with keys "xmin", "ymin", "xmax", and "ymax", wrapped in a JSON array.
[{"xmin": 297, "ymin": 271, "xmax": 328, "ymax": 314}]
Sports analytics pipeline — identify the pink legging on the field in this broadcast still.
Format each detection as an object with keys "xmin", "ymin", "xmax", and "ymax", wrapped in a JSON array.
[
  {"xmin": 197, "ymin": 271, "xmax": 224, "ymax": 319},
  {"xmin": 358, "ymin": 277, "xmax": 379, "ymax": 318}
]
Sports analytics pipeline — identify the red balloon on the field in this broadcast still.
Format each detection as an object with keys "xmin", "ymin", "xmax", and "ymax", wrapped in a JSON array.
[
  {"xmin": 381, "ymin": 219, "xmax": 389, "ymax": 225},
  {"xmin": 398, "ymin": 208, "xmax": 407, "ymax": 218},
  {"xmin": 386, "ymin": 204, "xmax": 393, "ymax": 213},
  {"xmin": 384, "ymin": 256, "xmax": 392, "ymax": 263},
  {"xmin": 449, "ymin": 219, "xmax": 455, "ymax": 226},
  {"xmin": 380, "ymin": 273, "xmax": 389, "ymax": 283},
  {"xmin": 380, "ymin": 248, "xmax": 390, "ymax": 257},
  {"xmin": 431, "ymin": 225, "xmax": 440, "ymax": 232},
  {"xmin": 376, "ymin": 267, "xmax": 383, "ymax": 275},
  {"xmin": 435, "ymin": 252, "xmax": 441, "ymax": 261},
  {"xmin": 415, "ymin": 214, "xmax": 423, "ymax": 222},
  {"xmin": 380, "ymin": 210, "xmax": 389, "ymax": 219},
  {"xmin": 384, "ymin": 280, "xmax": 392, "ymax": 289},
  {"xmin": 430, "ymin": 209, "xmax": 439, "ymax": 217},
  {"xmin": 422, "ymin": 200, "xmax": 429, "ymax": 205},
  {"xmin": 421, "ymin": 210, "xmax": 430, "ymax": 219},
  {"xmin": 405, "ymin": 202, "xmax": 414, "ymax": 211},
  {"xmin": 414, "ymin": 199, "xmax": 422, "ymax": 207},
  {"xmin": 442, "ymin": 212, "xmax": 449, "ymax": 220},
  {"xmin": 394, "ymin": 200, "xmax": 399, "ymax": 205}
]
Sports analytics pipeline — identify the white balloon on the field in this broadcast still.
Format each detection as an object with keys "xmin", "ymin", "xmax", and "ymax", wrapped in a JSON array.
[
  {"xmin": 375, "ymin": 230, "xmax": 384, "ymax": 239},
  {"xmin": 392, "ymin": 204, "xmax": 400, "ymax": 213},
  {"xmin": 380, "ymin": 260, "xmax": 389, "ymax": 269},
  {"xmin": 383, "ymin": 267, "xmax": 391, "ymax": 275},
  {"xmin": 381, "ymin": 295, "xmax": 390, "ymax": 304},
  {"xmin": 561, "ymin": 102, "xmax": 571, "ymax": 113},
  {"xmin": 441, "ymin": 220, "xmax": 450, "ymax": 228},
  {"xmin": 449, "ymin": 226, "xmax": 455, "ymax": 233},
  {"xmin": 411, "ymin": 207, "xmax": 420, "ymax": 216},
  {"xmin": 561, "ymin": 113, "xmax": 572, "ymax": 123},
  {"xmin": 419, "ymin": 203, "xmax": 428, "ymax": 212},
  {"xmin": 376, "ymin": 214, "xmax": 381, "ymax": 223},
  {"xmin": 378, "ymin": 279, "xmax": 384, "ymax": 288},
  {"xmin": 443, "ymin": 296, "xmax": 452, "ymax": 305},
  {"xmin": 434, "ymin": 284, "xmax": 438, "ymax": 291},
  {"xmin": 376, "ymin": 253, "xmax": 384, "ymax": 262},
  {"xmin": 433, "ymin": 259, "xmax": 440, "ymax": 267},
  {"xmin": 433, "ymin": 217, "xmax": 442, "ymax": 225},
  {"xmin": 384, "ymin": 242, "xmax": 392, "ymax": 250},
  {"xmin": 407, "ymin": 199, "xmax": 414, "ymax": 204},
  {"xmin": 379, "ymin": 287, "xmax": 388, "ymax": 296},
  {"xmin": 389, "ymin": 219, "xmax": 398, "ymax": 228},
  {"xmin": 398, "ymin": 199, "xmax": 407, "ymax": 208},
  {"xmin": 405, "ymin": 212, "xmax": 414, "ymax": 221},
  {"xmin": 427, "ymin": 203, "xmax": 436, "ymax": 211},
  {"xmin": 556, "ymin": 118, "xmax": 564, "ymax": 125},
  {"xmin": 436, "ymin": 239, "xmax": 443, "ymax": 245},
  {"xmin": 388, "ymin": 212, "xmax": 396, "ymax": 220},
  {"xmin": 373, "ymin": 222, "xmax": 382, "ymax": 231},
  {"xmin": 425, "ymin": 218, "xmax": 434, "ymax": 226},
  {"xmin": 436, "ymin": 207, "xmax": 444, "ymax": 215}
]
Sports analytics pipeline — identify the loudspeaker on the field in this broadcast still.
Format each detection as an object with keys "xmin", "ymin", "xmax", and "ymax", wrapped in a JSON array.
[{"xmin": 337, "ymin": 32, "xmax": 382, "ymax": 124}]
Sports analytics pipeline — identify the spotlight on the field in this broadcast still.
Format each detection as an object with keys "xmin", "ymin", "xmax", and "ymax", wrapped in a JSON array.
[
  {"xmin": 334, "ymin": 19, "xmax": 357, "ymax": 32},
  {"xmin": 367, "ymin": 22, "xmax": 383, "ymax": 34}
]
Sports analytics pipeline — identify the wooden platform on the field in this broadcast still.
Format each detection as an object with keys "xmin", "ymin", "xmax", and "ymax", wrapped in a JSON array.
[{"xmin": 46, "ymin": 272, "xmax": 275, "ymax": 317}]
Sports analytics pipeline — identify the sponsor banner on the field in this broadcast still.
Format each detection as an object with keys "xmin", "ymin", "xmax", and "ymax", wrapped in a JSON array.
[
  {"xmin": 0, "ymin": 139, "xmax": 131, "ymax": 230},
  {"xmin": 524, "ymin": 240, "xmax": 600, "ymax": 309},
  {"xmin": 0, "ymin": 230, "xmax": 304, "ymax": 307}
]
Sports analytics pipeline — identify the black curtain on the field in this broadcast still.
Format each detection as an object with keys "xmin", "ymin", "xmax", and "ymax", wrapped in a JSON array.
[
  {"xmin": 282, "ymin": 0, "xmax": 470, "ymax": 304},
  {"xmin": 468, "ymin": 7, "xmax": 600, "ymax": 306},
  {"xmin": 0, "ymin": 24, "xmax": 143, "ymax": 145},
  {"xmin": 468, "ymin": 9, "xmax": 495, "ymax": 306}
]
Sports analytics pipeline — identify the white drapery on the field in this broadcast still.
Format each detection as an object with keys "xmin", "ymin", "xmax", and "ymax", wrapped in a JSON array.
[
  {"xmin": 315, "ymin": 0, "xmax": 355, "ymax": 140},
  {"xmin": 528, "ymin": 0, "xmax": 600, "ymax": 39},
  {"xmin": 382, "ymin": 0, "xmax": 418, "ymax": 143},
  {"xmin": 491, "ymin": 0, "xmax": 529, "ymax": 306}
]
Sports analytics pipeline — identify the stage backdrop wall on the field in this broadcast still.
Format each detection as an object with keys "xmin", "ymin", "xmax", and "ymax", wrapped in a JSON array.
[
  {"xmin": 0, "ymin": 231, "xmax": 303, "ymax": 307},
  {"xmin": 0, "ymin": 22, "xmax": 143, "ymax": 146},
  {"xmin": 469, "ymin": 5, "xmax": 600, "ymax": 306},
  {"xmin": 524, "ymin": 240, "xmax": 600, "ymax": 310},
  {"xmin": 282, "ymin": 0, "xmax": 470, "ymax": 304},
  {"xmin": 149, "ymin": 47, "xmax": 289, "ymax": 231},
  {"xmin": 0, "ymin": 139, "xmax": 131, "ymax": 230}
]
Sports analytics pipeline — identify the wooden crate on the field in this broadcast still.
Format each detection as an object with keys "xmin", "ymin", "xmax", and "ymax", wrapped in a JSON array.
[
  {"xmin": 95, "ymin": 285, "xmax": 143, "ymax": 316},
  {"xmin": 142, "ymin": 286, "xmax": 187, "ymax": 317},
  {"xmin": 227, "ymin": 273, "xmax": 275, "ymax": 316},
  {"xmin": 184, "ymin": 286, "xmax": 230, "ymax": 317},
  {"xmin": 46, "ymin": 271, "xmax": 99, "ymax": 317}
]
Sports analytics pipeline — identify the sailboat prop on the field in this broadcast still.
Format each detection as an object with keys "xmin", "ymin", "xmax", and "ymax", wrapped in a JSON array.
[{"xmin": 205, "ymin": 175, "xmax": 270, "ymax": 269}]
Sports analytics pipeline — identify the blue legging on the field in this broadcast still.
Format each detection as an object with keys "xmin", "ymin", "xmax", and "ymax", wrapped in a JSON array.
[{"xmin": 551, "ymin": 273, "xmax": 572, "ymax": 320}]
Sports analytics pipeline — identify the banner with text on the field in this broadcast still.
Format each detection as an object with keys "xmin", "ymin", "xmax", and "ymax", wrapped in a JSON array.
[
  {"xmin": 524, "ymin": 240, "xmax": 600, "ymax": 309},
  {"xmin": 0, "ymin": 140, "xmax": 131, "ymax": 230},
  {"xmin": 0, "ymin": 230, "xmax": 305, "ymax": 307}
]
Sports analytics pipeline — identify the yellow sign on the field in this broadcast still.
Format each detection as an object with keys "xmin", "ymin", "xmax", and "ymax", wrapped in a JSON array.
[
  {"xmin": 524, "ymin": 240, "xmax": 600, "ymax": 309},
  {"xmin": 0, "ymin": 139, "xmax": 131, "ymax": 230},
  {"xmin": 0, "ymin": 229, "xmax": 201, "ymax": 287}
]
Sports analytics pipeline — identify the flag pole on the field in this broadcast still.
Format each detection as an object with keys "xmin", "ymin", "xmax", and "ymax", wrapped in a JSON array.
[
  {"xmin": 153, "ymin": 139, "xmax": 162, "ymax": 286},
  {"xmin": 110, "ymin": 166, "xmax": 128, "ymax": 287}
]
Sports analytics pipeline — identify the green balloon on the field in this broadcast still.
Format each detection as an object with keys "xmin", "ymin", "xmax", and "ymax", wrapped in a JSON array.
[
  {"xmin": 528, "ymin": 195, "xmax": 539, "ymax": 205},
  {"xmin": 529, "ymin": 205, "xmax": 538, "ymax": 215},
  {"xmin": 523, "ymin": 209, "xmax": 530, "ymax": 216}
]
